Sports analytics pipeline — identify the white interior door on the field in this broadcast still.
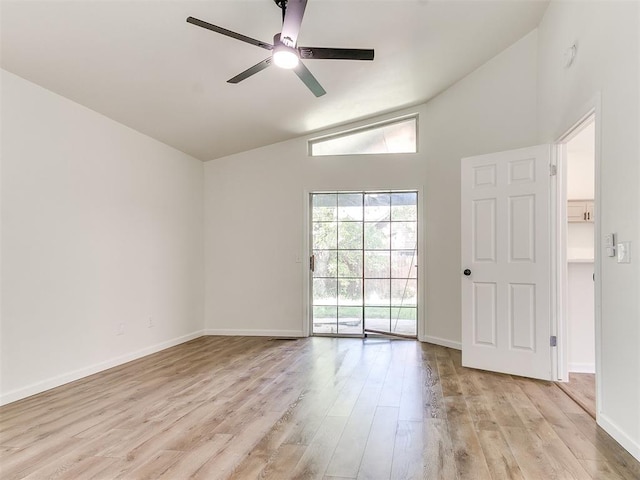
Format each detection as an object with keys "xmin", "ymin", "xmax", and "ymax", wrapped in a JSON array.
[{"xmin": 461, "ymin": 145, "xmax": 553, "ymax": 380}]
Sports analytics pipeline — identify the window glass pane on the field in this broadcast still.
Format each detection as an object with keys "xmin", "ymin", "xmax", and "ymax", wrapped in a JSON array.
[
  {"xmin": 365, "ymin": 279, "xmax": 390, "ymax": 306},
  {"xmin": 312, "ymin": 193, "xmax": 337, "ymax": 221},
  {"xmin": 391, "ymin": 222, "xmax": 417, "ymax": 249},
  {"xmin": 313, "ymin": 222, "xmax": 337, "ymax": 250},
  {"xmin": 391, "ymin": 307, "xmax": 417, "ymax": 335},
  {"xmin": 364, "ymin": 193, "xmax": 391, "ymax": 221},
  {"xmin": 365, "ymin": 307, "xmax": 391, "ymax": 332},
  {"xmin": 364, "ymin": 251, "xmax": 390, "ymax": 278},
  {"xmin": 313, "ymin": 306, "xmax": 337, "ymax": 319},
  {"xmin": 313, "ymin": 306, "xmax": 337, "ymax": 334},
  {"xmin": 338, "ymin": 221, "xmax": 363, "ymax": 249},
  {"xmin": 313, "ymin": 250, "xmax": 337, "ymax": 277},
  {"xmin": 338, "ymin": 307, "xmax": 362, "ymax": 334},
  {"xmin": 338, "ymin": 251, "xmax": 363, "ymax": 278},
  {"xmin": 364, "ymin": 222, "xmax": 390, "ymax": 250},
  {"xmin": 313, "ymin": 278, "xmax": 337, "ymax": 305},
  {"xmin": 391, "ymin": 279, "xmax": 417, "ymax": 306},
  {"xmin": 338, "ymin": 193, "xmax": 363, "ymax": 221},
  {"xmin": 391, "ymin": 192, "xmax": 417, "ymax": 221},
  {"xmin": 338, "ymin": 279, "xmax": 362, "ymax": 306},
  {"xmin": 310, "ymin": 117, "xmax": 417, "ymax": 156},
  {"xmin": 391, "ymin": 250, "xmax": 417, "ymax": 279}
]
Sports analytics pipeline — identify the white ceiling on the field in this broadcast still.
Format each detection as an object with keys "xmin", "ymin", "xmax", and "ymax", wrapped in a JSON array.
[{"xmin": 1, "ymin": 0, "xmax": 549, "ymax": 161}]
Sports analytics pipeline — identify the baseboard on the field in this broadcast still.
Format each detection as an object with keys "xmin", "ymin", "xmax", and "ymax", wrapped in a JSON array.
[
  {"xmin": 204, "ymin": 329, "xmax": 305, "ymax": 338},
  {"xmin": 422, "ymin": 335, "xmax": 462, "ymax": 350},
  {"xmin": 568, "ymin": 362, "xmax": 596, "ymax": 373},
  {"xmin": 597, "ymin": 413, "xmax": 640, "ymax": 462},
  {"xmin": 0, "ymin": 330, "xmax": 205, "ymax": 406}
]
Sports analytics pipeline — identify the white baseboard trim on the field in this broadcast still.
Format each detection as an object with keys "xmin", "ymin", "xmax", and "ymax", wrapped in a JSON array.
[
  {"xmin": 568, "ymin": 363, "xmax": 596, "ymax": 374},
  {"xmin": 598, "ymin": 413, "xmax": 640, "ymax": 462},
  {"xmin": 0, "ymin": 330, "xmax": 205, "ymax": 406},
  {"xmin": 204, "ymin": 329, "xmax": 305, "ymax": 338},
  {"xmin": 422, "ymin": 335, "xmax": 462, "ymax": 350}
]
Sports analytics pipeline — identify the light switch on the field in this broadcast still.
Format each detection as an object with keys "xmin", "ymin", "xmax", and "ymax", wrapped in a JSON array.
[
  {"xmin": 605, "ymin": 233, "xmax": 616, "ymax": 257},
  {"xmin": 617, "ymin": 242, "xmax": 631, "ymax": 263},
  {"xmin": 604, "ymin": 233, "xmax": 615, "ymax": 247}
]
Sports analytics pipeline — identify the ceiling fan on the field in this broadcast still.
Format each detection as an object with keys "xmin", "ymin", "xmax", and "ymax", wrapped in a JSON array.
[{"xmin": 186, "ymin": 0, "xmax": 374, "ymax": 97}]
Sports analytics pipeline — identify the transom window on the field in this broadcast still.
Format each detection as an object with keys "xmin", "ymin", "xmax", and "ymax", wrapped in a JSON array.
[{"xmin": 309, "ymin": 116, "xmax": 418, "ymax": 157}]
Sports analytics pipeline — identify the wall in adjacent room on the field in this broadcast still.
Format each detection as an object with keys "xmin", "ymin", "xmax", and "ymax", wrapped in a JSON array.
[
  {"xmin": 203, "ymin": 30, "xmax": 539, "ymax": 346},
  {"xmin": 537, "ymin": 0, "xmax": 640, "ymax": 460},
  {"xmin": 567, "ymin": 262, "xmax": 595, "ymax": 373},
  {"xmin": 1, "ymin": 70, "xmax": 205, "ymax": 405}
]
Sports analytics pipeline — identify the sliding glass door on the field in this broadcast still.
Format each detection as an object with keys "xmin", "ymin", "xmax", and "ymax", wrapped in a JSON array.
[{"xmin": 310, "ymin": 191, "xmax": 418, "ymax": 337}]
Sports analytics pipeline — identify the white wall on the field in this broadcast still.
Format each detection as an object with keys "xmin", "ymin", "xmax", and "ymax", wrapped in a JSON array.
[
  {"xmin": 566, "ymin": 122, "xmax": 595, "ymax": 200},
  {"xmin": 203, "ymin": 30, "xmax": 539, "ymax": 345},
  {"xmin": 567, "ymin": 262, "xmax": 595, "ymax": 373},
  {"xmin": 537, "ymin": 0, "xmax": 640, "ymax": 460},
  {"xmin": 568, "ymin": 223, "xmax": 594, "ymax": 259},
  {"xmin": 420, "ymin": 30, "xmax": 539, "ymax": 345},
  {"xmin": 204, "ymin": 117, "xmax": 429, "ymax": 338},
  {"xmin": 0, "ymin": 70, "xmax": 204, "ymax": 405}
]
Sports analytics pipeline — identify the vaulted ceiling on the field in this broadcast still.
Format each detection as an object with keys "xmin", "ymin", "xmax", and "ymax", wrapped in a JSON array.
[{"xmin": 1, "ymin": 0, "xmax": 549, "ymax": 160}]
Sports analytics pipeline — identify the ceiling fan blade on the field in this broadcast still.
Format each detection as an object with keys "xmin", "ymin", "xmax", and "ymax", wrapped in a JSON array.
[
  {"xmin": 187, "ymin": 16, "xmax": 273, "ymax": 50},
  {"xmin": 298, "ymin": 47, "xmax": 374, "ymax": 61},
  {"xmin": 227, "ymin": 57, "xmax": 273, "ymax": 84},
  {"xmin": 293, "ymin": 61, "xmax": 326, "ymax": 97},
  {"xmin": 280, "ymin": 0, "xmax": 307, "ymax": 47}
]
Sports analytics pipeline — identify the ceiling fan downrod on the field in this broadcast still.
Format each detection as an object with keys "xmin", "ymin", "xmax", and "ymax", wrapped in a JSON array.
[{"xmin": 274, "ymin": 0, "xmax": 287, "ymax": 22}]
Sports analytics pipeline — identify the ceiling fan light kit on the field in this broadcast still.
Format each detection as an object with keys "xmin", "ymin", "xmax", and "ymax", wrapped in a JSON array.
[
  {"xmin": 187, "ymin": 0, "xmax": 374, "ymax": 97},
  {"xmin": 272, "ymin": 35, "xmax": 300, "ymax": 69}
]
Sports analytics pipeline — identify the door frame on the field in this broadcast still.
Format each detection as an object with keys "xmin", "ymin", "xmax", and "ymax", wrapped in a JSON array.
[
  {"xmin": 301, "ymin": 188, "xmax": 426, "ymax": 341},
  {"xmin": 552, "ymin": 95, "xmax": 601, "ymax": 418}
]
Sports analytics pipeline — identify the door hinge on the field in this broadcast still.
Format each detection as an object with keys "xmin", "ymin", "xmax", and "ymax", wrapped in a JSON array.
[
  {"xmin": 550, "ymin": 164, "xmax": 557, "ymax": 176},
  {"xmin": 309, "ymin": 254, "xmax": 315, "ymax": 272},
  {"xmin": 550, "ymin": 335, "xmax": 557, "ymax": 347}
]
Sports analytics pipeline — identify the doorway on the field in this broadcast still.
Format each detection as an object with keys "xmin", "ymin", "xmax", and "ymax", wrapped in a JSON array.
[
  {"xmin": 557, "ymin": 115, "xmax": 597, "ymax": 418},
  {"xmin": 310, "ymin": 191, "xmax": 418, "ymax": 338}
]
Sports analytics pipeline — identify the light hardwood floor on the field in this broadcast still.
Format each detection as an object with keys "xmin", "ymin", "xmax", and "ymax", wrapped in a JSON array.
[
  {"xmin": 1, "ymin": 336, "xmax": 639, "ymax": 479},
  {"xmin": 556, "ymin": 373, "xmax": 596, "ymax": 419}
]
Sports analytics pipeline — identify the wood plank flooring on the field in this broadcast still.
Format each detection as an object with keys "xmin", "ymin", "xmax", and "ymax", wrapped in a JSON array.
[
  {"xmin": 1, "ymin": 336, "xmax": 638, "ymax": 479},
  {"xmin": 556, "ymin": 373, "xmax": 596, "ymax": 419}
]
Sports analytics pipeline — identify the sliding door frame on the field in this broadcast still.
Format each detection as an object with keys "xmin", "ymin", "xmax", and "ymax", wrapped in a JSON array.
[{"xmin": 302, "ymin": 188, "xmax": 426, "ymax": 341}]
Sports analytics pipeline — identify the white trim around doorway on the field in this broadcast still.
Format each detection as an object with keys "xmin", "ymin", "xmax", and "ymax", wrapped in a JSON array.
[{"xmin": 552, "ymin": 93, "xmax": 602, "ymax": 421}]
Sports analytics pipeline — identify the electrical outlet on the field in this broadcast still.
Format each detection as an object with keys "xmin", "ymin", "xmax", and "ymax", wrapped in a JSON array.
[
  {"xmin": 117, "ymin": 323, "xmax": 125, "ymax": 336},
  {"xmin": 148, "ymin": 316, "xmax": 154, "ymax": 328}
]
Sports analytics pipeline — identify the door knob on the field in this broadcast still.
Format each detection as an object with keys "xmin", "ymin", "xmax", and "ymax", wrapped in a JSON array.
[{"xmin": 463, "ymin": 269, "xmax": 471, "ymax": 276}]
